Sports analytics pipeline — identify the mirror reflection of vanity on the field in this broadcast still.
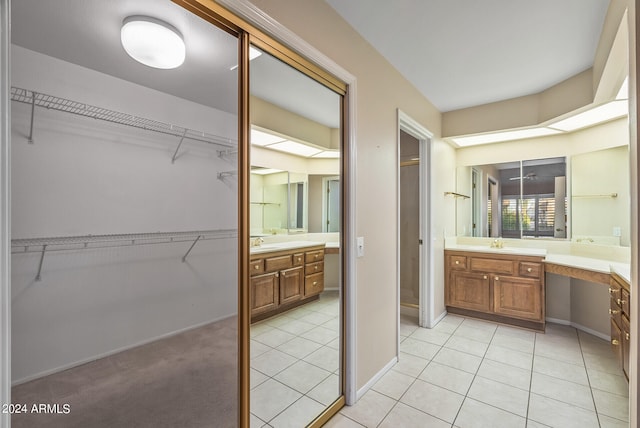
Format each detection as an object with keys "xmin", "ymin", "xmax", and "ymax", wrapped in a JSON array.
[{"xmin": 456, "ymin": 144, "xmax": 630, "ymax": 246}]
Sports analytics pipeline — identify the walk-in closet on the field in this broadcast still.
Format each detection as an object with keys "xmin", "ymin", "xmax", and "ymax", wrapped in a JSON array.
[{"xmin": 10, "ymin": 1, "xmax": 240, "ymax": 426}]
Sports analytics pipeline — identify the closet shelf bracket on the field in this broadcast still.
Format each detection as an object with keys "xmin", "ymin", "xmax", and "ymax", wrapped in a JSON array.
[
  {"xmin": 217, "ymin": 149, "xmax": 238, "ymax": 159},
  {"xmin": 182, "ymin": 235, "xmax": 202, "ymax": 262},
  {"xmin": 28, "ymin": 91, "xmax": 37, "ymax": 143},
  {"xmin": 217, "ymin": 170, "xmax": 238, "ymax": 180},
  {"xmin": 171, "ymin": 129, "xmax": 188, "ymax": 164},
  {"xmin": 35, "ymin": 244, "xmax": 47, "ymax": 281}
]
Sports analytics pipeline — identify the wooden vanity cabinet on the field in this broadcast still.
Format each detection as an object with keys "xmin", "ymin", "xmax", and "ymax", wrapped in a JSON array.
[
  {"xmin": 250, "ymin": 244, "xmax": 325, "ymax": 322},
  {"xmin": 609, "ymin": 272, "xmax": 630, "ymax": 380},
  {"xmin": 445, "ymin": 250, "xmax": 545, "ymax": 330}
]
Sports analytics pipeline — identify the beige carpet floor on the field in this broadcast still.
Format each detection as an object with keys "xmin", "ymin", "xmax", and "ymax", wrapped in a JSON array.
[{"xmin": 12, "ymin": 316, "xmax": 238, "ymax": 428}]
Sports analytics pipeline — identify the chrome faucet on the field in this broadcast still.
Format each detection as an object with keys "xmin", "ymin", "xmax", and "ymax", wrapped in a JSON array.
[{"xmin": 250, "ymin": 237, "xmax": 264, "ymax": 247}]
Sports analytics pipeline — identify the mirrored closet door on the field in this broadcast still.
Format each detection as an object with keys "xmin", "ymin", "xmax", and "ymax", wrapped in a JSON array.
[
  {"xmin": 248, "ymin": 45, "xmax": 344, "ymax": 427},
  {"xmin": 10, "ymin": 1, "xmax": 240, "ymax": 427}
]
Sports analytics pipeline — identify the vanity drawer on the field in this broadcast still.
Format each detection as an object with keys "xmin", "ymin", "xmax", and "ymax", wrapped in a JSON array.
[
  {"xmin": 621, "ymin": 288, "xmax": 630, "ymax": 316},
  {"xmin": 305, "ymin": 272, "xmax": 324, "ymax": 296},
  {"xmin": 449, "ymin": 255, "xmax": 467, "ymax": 270},
  {"xmin": 306, "ymin": 261, "xmax": 324, "ymax": 274},
  {"xmin": 265, "ymin": 254, "xmax": 293, "ymax": 272},
  {"xmin": 250, "ymin": 259, "xmax": 264, "ymax": 275},
  {"xmin": 610, "ymin": 297, "xmax": 622, "ymax": 327},
  {"xmin": 293, "ymin": 253, "xmax": 305, "ymax": 267},
  {"xmin": 519, "ymin": 262, "xmax": 542, "ymax": 278},
  {"xmin": 470, "ymin": 257, "xmax": 514, "ymax": 275},
  {"xmin": 306, "ymin": 250, "xmax": 325, "ymax": 263}
]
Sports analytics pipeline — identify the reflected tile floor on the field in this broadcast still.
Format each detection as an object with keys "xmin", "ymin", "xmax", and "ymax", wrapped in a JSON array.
[
  {"xmin": 251, "ymin": 291, "xmax": 340, "ymax": 428},
  {"xmin": 328, "ymin": 314, "xmax": 629, "ymax": 428}
]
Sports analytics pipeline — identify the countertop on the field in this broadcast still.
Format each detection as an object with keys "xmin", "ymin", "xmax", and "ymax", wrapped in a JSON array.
[
  {"xmin": 445, "ymin": 244, "xmax": 547, "ymax": 258},
  {"xmin": 250, "ymin": 240, "xmax": 326, "ymax": 255}
]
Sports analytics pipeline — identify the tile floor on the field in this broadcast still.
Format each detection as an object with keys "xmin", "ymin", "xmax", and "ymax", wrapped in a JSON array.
[
  {"xmin": 326, "ymin": 314, "xmax": 629, "ymax": 428},
  {"xmin": 250, "ymin": 291, "xmax": 341, "ymax": 428}
]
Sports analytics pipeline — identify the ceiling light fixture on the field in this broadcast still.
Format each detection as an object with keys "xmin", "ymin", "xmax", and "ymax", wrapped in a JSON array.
[
  {"xmin": 121, "ymin": 16, "xmax": 186, "ymax": 69},
  {"xmin": 312, "ymin": 151, "xmax": 340, "ymax": 159}
]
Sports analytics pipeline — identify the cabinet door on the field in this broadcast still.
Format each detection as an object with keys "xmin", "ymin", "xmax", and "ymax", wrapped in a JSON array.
[
  {"xmin": 280, "ymin": 266, "xmax": 304, "ymax": 305},
  {"xmin": 493, "ymin": 276, "xmax": 542, "ymax": 321},
  {"xmin": 611, "ymin": 317, "xmax": 623, "ymax": 370},
  {"xmin": 622, "ymin": 315, "xmax": 630, "ymax": 380},
  {"xmin": 250, "ymin": 272, "xmax": 279, "ymax": 316},
  {"xmin": 448, "ymin": 271, "xmax": 491, "ymax": 312}
]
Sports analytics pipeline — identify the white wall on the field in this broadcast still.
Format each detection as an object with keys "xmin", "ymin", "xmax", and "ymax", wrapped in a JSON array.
[{"xmin": 11, "ymin": 46, "xmax": 238, "ymax": 383}]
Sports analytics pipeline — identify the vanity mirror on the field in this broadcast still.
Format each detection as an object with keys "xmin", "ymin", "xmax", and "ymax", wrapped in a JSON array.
[{"xmin": 456, "ymin": 145, "xmax": 630, "ymax": 245}]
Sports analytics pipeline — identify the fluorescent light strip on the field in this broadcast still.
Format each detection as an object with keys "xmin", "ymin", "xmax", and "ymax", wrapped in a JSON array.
[
  {"xmin": 268, "ymin": 140, "xmax": 323, "ymax": 157},
  {"xmin": 250, "ymin": 129, "xmax": 287, "ymax": 146},
  {"xmin": 251, "ymin": 168, "xmax": 283, "ymax": 175},
  {"xmin": 452, "ymin": 127, "xmax": 562, "ymax": 147},
  {"xmin": 312, "ymin": 150, "xmax": 340, "ymax": 159},
  {"xmin": 549, "ymin": 101, "xmax": 628, "ymax": 132}
]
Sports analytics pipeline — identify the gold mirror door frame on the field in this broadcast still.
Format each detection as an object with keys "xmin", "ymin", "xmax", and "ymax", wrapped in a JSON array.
[{"xmin": 172, "ymin": 1, "xmax": 347, "ymax": 427}]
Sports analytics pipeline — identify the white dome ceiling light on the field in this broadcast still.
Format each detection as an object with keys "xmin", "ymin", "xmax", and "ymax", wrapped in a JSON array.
[{"xmin": 121, "ymin": 16, "xmax": 185, "ymax": 69}]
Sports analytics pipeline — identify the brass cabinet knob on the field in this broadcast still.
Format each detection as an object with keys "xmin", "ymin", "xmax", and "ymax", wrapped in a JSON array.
[
  {"xmin": 275, "ymin": 272, "xmax": 279, "ymax": 278},
  {"xmin": 315, "ymin": 254, "xmax": 319, "ymax": 259},
  {"xmin": 483, "ymin": 275, "xmax": 488, "ymax": 280},
  {"xmin": 527, "ymin": 268, "xmax": 532, "ymax": 273},
  {"xmin": 254, "ymin": 265, "xmax": 260, "ymax": 270},
  {"xmin": 609, "ymin": 287, "xmax": 619, "ymax": 294},
  {"xmin": 455, "ymin": 260, "xmax": 460, "ymax": 265},
  {"xmin": 495, "ymin": 276, "xmax": 500, "ymax": 281},
  {"xmin": 313, "ymin": 281, "xmax": 318, "ymax": 286},
  {"xmin": 609, "ymin": 309, "xmax": 619, "ymax": 315},
  {"xmin": 298, "ymin": 257, "xmax": 301, "ymax": 262},
  {"xmin": 617, "ymin": 298, "xmax": 625, "ymax": 305},
  {"xmin": 626, "ymin": 332, "xmax": 631, "ymax": 340},
  {"xmin": 612, "ymin": 339, "xmax": 620, "ymax": 346},
  {"xmin": 315, "ymin": 265, "xmax": 318, "ymax": 270}
]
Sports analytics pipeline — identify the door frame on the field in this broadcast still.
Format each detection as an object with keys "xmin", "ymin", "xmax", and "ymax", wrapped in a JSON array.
[
  {"xmin": 396, "ymin": 110, "xmax": 434, "ymax": 344},
  {"xmin": 322, "ymin": 175, "xmax": 340, "ymax": 233}
]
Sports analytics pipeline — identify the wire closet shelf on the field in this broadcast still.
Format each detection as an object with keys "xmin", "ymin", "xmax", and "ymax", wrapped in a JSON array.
[{"xmin": 10, "ymin": 86, "xmax": 238, "ymax": 150}]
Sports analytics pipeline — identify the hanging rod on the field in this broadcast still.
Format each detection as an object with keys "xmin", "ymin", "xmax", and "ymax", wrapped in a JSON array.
[
  {"xmin": 10, "ymin": 86, "xmax": 237, "ymax": 150},
  {"xmin": 573, "ymin": 193, "xmax": 618, "ymax": 199},
  {"xmin": 11, "ymin": 228, "xmax": 238, "ymax": 254},
  {"xmin": 444, "ymin": 191, "xmax": 470, "ymax": 199}
]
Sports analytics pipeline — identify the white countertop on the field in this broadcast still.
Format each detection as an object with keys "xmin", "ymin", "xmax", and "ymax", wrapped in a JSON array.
[
  {"xmin": 250, "ymin": 240, "xmax": 325, "ymax": 255},
  {"xmin": 445, "ymin": 244, "xmax": 547, "ymax": 258}
]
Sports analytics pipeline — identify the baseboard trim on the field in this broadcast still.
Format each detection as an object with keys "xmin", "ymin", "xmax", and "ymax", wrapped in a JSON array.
[
  {"xmin": 12, "ymin": 312, "xmax": 237, "ymax": 386},
  {"xmin": 355, "ymin": 356, "xmax": 397, "ymax": 402},
  {"xmin": 429, "ymin": 311, "xmax": 448, "ymax": 328},
  {"xmin": 545, "ymin": 317, "xmax": 610, "ymax": 341}
]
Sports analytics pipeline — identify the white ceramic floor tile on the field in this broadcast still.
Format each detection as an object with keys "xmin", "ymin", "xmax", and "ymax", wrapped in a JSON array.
[
  {"xmin": 253, "ymin": 328, "xmax": 297, "ymax": 348},
  {"xmin": 409, "ymin": 326, "xmax": 451, "ymax": 345},
  {"xmin": 275, "ymin": 336, "xmax": 323, "ymax": 359},
  {"xmin": 250, "ymin": 413, "xmax": 268, "ymax": 428},
  {"xmin": 250, "ymin": 379, "xmax": 303, "ymax": 422},
  {"xmin": 298, "ymin": 311, "xmax": 335, "ymax": 325},
  {"xmin": 400, "ymin": 337, "xmax": 441, "ymax": 360},
  {"xmin": 301, "ymin": 325, "xmax": 339, "ymax": 345},
  {"xmin": 535, "ymin": 341, "xmax": 584, "ymax": 365},
  {"xmin": 592, "ymin": 388, "xmax": 630, "ymax": 421},
  {"xmin": 274, "ymin": 360, "xmax": 332, "ymax": 394},
  {"xmin": 371, "ymin": 369, "xmax": 416, "ymax": 400},
  {"xmin": 490, "ymin": 334, "xmax": 534, "ymax": 354},
  {"xmin": 275, "ymin": 319, "xmax": 317, "ymax": 335},
  {"xmin": 484, "ymin": 344, "xmax": 533, "ymax": 370},
  {"xmin": 306, "ymin": 373, "xmax": 340, "ymax": 406},
  {"xmin": 582, "ymin": 352, "xmax": 622, "ymax": 375},
  {"xmin": 454, "ymin": 397, "xmax": 526, "ymax": 428},
  {"xmin": 251, "ymin": 340, "xmax": 273, "ymax": 359},
  {"xmin": 251, "ymin": 368, "xmax": 270, "ymax": 390},
  {"xmin": 530, "ymin": 372, "xmax": 595, "ymax": 411},
  {"xmin": 544, "ymin": 323, "xmax": 578, "ymax": 338},
  {"xmin": 467, "ymin": 376, "xmax": 529, "ymax": 417},
  {"xmin": 476, "ymin": 359, "xmax": 531, "ymax": 391},
  {"xmin": 264, "ymin": 314, "xmax": 296, "ymax": 328},
  {"xmin": 598, "ymin": 414, "xmax": 631, "ymax": 428},
  {"xmin": 323, "ymin": 414, "xmax": 366, "ymax": 428},
  {"xmin": 340, "ymin": 390, "xmax": 396, "ymax": 428},
  {"xmin": 445, "ymin": 335, "xmax": 490, "ymax": 357},
  {"xmin": 392, "ymin": 352, "xmax": 430, "ymax": 377},
  {"xmin": 533, "ymin": 355, "xmax": 589, "ymax": 385},
  {"xmin": 400, "ymin": 379, "xmax": 465, "ymax": 423},
  {"xmin": 432, "ymin": 347, "xmax": 483, "ymax": 374},
  {"xmin": 379, "ymin": 402, "xmax": 450, "ymax": 428},
  {"xmin": 460, "ymin": 318, "xmax": 498, "ymax": 332},
  {"xmin": 303, "ymin": 345, "xmax": 339, "ymax": 372},
  {"xmin": 528, "ymin": 393, "xmax": 599, "ymax": 428},
  {"xmin": 251, "ymin": 348, "xmax": 298, "ymax": 377},
  {"xmin": 495, "ymin": 324, "xmax": 536, "ymax": 341},
  {"xmin": 419, "ymin": 361, "xmax": 474, "ymax": 395},
  {"xmin": 587, "ymin": 368, "xmax": 629, "ymax": 397},
  {"xmin": 251, "ymin": 322, "xmax": 275, "ymax": 337},
  {"xmin": 453, "ymin": 324, "xmax": 496, "ymax": 344},
  {"xmin": 269, "ymin": 396, "xmax": 326, "ymax": 428}
]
